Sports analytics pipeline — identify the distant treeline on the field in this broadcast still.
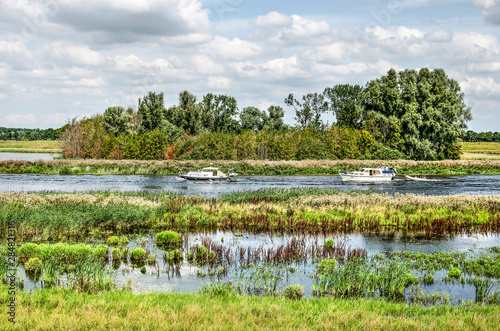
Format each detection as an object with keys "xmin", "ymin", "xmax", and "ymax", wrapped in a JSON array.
[
  {"xmin": 0, "ymin": 125, "xmax": 69, "ymax": 141},
  {"xmin": 62, "ymin": 67, "xmax": 472, "ymax": 161},
  {"xmin": 464, "ymin": 130, "xmax": 500, "ymax": 142}
]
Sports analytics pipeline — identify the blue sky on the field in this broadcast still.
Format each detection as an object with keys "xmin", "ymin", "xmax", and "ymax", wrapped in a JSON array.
[{"xmin": 0, "ymin": 0, "xmax": 499, "ymax": 131}]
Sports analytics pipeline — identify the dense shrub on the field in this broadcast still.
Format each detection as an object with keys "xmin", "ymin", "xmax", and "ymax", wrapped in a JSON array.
[
  {"xmin": 156, "ymin": 231, "xmax": 182, "ymax": 246},
  {"xmin": 284, "ymin": 284, "xmax": 304, "ymax": 300}
]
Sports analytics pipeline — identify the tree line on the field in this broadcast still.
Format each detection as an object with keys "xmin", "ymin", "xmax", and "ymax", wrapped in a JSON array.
[
  {"xmin": 61, "ymin": 67, "xmax": 472, "ymax": 161},
  {"xmin": 464, "ymin": 131, "xmax": 500, "ymax": 142},
  {"xmin": 0, "ymin": 126, "xmax": 69, "ymax": 141}
]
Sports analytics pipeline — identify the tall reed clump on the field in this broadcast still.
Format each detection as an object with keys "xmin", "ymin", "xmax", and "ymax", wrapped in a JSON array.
[
  {"xmin": 18, "ymin": 243, "xmax": 108, "ymax": 264},
  {"xmin": 156, "ymin": 231, "xmax": 182, "ymax": 248},
  {"xmin": 313, "ymin": 258, "xmax": 413, "ymax": 300}
]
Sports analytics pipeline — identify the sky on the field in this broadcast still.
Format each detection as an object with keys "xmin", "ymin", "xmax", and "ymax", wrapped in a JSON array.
[{"xmin": 0, "ymin": 0, "xmax": 499, "ymax": 131}]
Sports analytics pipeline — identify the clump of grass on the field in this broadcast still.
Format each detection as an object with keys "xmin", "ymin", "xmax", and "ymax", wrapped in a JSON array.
[
  {"xmin": 196, "ymin": 246, "xmax": 208, "ymax": 262},
  {"xmin": 130, "ymin": 248, "xmax": 146, "ymax": 261},
  {"xmin": 25, "ymin": 257, "xmax": 43, "ymax": 274},
  {"xmin": 323, "ymin": 238, "xmax": 335, "ymax": 248},
  {"xmin": 198, "ymin": 281, "xmax": 237, "ymax": 297},
  {"xmin": 318, "ymin": 258, "xmax": 337, "ymax": 274},
  {"xmin": 448, "ymin": 267, "xmax": 462, "ymax": 278},
  {"xmin": 166, "ymin": 250, "xmax": 183, "ymax": 263},
  {"xmin": 108, "ymin": 236, "xmax": 129, "ymax": 247},
  {"xmin": 284, "ymin": 284, "xmax": 304, "ymax": 300},
  {"xmin": 422, "ymin": 273, "xmax": 434, "ymax": 285},
  {"xmin": 156, "ymin": 231, "xmax": 182, "ymax": 247}
]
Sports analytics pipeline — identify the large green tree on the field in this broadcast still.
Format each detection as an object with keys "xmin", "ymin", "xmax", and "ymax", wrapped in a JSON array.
[
  {"xmin": 240, "ymin": 106, "xmax": 268, "ymax": 131},
  {"xmin": 103, "ymin": 106, "xmax": 133, "ymax": 135},
  {"xmin": 201, "ymin": 93, "xmax": 240, "ymax": 133},
  {"xmin": 138, "ymin": 91, "xmax": 166, "ymax": 133},
  {"xmin": 284, "ymin": 93, "xmax": 328, "ymax": 130},
  {"xmin": 323, "ymin": 84, "xmax": 364, "ymax": 128},
  {"xmin": 363, "ymin": 68, "xmax": 472, "ymax": 160},
  {"xmin": 165, "ymin": 91, "xmax": 203, "ymax": 135},
  {"xmin": 266, "ymin": 105, "xmax": 287, "ymax": 131}
]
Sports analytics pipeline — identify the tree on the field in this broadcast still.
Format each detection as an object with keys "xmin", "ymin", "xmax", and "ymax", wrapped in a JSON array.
[
  {"xmin": 103, "ymin": 106, "xmax": 133, "ymax": 135},
  {"xmin": 166, "ymin": 91, "xmax": 203, "ymax": 135},
  {"xmin": 201, "ymin": 93, "xmax": 240, "ymax": 133},
  {"xmin": 266, "ymin": 105, "xmax": 287, "ymax": 131},
  {"xmin": 240, "ymin": 106, "xmax": 268, "ymax": 131},
  {"xmin": 138, "ymin": 91, "xmax": 166, "ymax": 133},
  {"xmin": 363, "ymin": 68, "xmax": 472, "ymax": 160},
  {"xmin": 284, "ymin": 93, "xmax": 328, "ymax": 130},
  {"xmin": 323, "ymin": 84, "xmax": 364, "ymax": 128}
]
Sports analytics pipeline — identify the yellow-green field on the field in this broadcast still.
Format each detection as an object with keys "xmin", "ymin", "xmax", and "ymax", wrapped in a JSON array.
[
  {"xmin": 0, "ymin": 140, "xmax": 61, "ymax": 153},
  {"xmin": 461, "ymin": 142, "xmax": 500, "ymax": 160}
]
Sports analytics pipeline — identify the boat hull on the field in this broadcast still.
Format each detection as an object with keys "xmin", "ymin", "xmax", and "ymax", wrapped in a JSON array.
[
  {"xmin": 340, "ymin": 174, "xmax": 394, "ymax": 182},
  {"xmin": 178, "ymin": 175, "xmax": 231, "ymax": 181}
]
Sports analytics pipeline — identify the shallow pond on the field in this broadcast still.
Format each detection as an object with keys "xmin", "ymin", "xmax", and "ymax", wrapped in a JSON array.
[{"xmin": 21, "ymin": 232, "xmax": 500, "ymax": 304}]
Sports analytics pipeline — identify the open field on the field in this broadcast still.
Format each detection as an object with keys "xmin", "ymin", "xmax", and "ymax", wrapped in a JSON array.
[
  {"xmin": 1, "ymin": 158, "xmax": 500, "ymax": 175},
  {"xmin": 461, "ymin": 142, "xmax": 500, "ymax": 160},
  {"xmin": 1, "ymin": 286, "xmax": 499, "ymax": 330},
  {"xmin": 0, "ymin": 140, "xmax": 61, "ymax": 153}
]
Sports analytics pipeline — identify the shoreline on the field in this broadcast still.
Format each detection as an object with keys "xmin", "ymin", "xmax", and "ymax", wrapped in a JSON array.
[{"xmin": 1, "ymin": 159, "xmax": 500, "ymax": 175}]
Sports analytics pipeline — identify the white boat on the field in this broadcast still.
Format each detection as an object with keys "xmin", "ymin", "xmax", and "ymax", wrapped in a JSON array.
[
  {"xmin": 178, "ymin": 167, "xmax": 236, "ymax": 181},
  {"xmin": 339, "ymin": 166, "xmax": 396, "ymax": 182}
]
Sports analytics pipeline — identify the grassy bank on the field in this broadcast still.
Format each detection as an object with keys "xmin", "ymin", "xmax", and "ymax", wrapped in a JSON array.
[
  {"xmin": 1, "ymin": 286, "xmax": 499, "ymax": 330},
  {"xmin": 1, "ymin": 190, "xmax": 499, "ymax": 240},
  {"xmin": 461, "ymin": 142, "xmax": 500, "ymax": 161},
  {"xmin": 1, "ymin": 159, "xmax": 500, "ymax": 175}
]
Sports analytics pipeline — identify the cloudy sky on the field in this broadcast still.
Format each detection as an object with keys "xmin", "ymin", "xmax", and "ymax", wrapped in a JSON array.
[{"xmin": 0, "ymin": 0, "xmax": 499, "ymax": 131}]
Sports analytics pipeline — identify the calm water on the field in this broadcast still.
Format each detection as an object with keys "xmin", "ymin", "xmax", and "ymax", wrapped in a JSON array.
[
  {"xmin": 1, "ymin": 173, "xmax": 500, "ymax": 197},
  {"xmin": 22, "ymin": 232, "xmax": 500, "ymax": 302},
  {"xmin": 0, "ymin": 152, "xmax": 60, "ymax": 161}
]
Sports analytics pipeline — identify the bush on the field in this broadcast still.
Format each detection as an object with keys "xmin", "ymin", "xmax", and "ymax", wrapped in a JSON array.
[
  {"xmin": 130, "ymin": 248, "xmax": 146, "ymax": 261},
  {"xmin": 156, "ymin": 231, "xmax": 182, "ymax": 246},
  {"xmin": 111, "ymin": 248, "xmax": 122, "ymax": 261},
  {"xmin": 448, "ymin": 267, "xmax": 462, "ymax": 278},
  {"xmin": 25, "ymin": 257, "xmax": 43, "ymax": 274},
  {"xmin": 318, "ymin": 258, "xmax": 337, "ymax": 274},
  {"xmin": 284, "ymin": 284, "xmax": 304, "ymax": 300},
  {"xmin": 94, "ymin": 245, "xmax": 108, "ymax": 260},
  {"xmin": 147, "ymin": 254, "xmax": 157, "ymax": 265}
]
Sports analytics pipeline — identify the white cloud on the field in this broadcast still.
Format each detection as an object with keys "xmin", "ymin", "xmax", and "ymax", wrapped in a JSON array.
[
  {"xmin": 1, "ymin": 113, "xmax": 37, "ymax": 125},
  {"xmin": 200, "ymin": 36, "xmax": 264, "ymax": 61},
  {"xmin": 461, "ymin": 76, "xmax": 500, "ymax": 97},
  {"xmin": 473, "ymin": 0, "xmax": 500, "ymax": 25},
  {"xmin": 207, "ymin": 76, "xmax": 231, "ymax": 89},
  {"xmin": 191, "ymin": 55, "xmax": 224, "ymax": 75},
  {"xmin": 45, "ymin": 42, "xmax": 106, "ymax": 66},
  {"xmin": 255, "ymin": 12, "xmax": 291, "ymax": 27}
]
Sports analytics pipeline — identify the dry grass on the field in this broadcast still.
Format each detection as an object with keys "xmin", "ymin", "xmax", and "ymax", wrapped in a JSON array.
[{"xmin": 462, "ymin": 142, "xmax": 500, "ymax": 152}]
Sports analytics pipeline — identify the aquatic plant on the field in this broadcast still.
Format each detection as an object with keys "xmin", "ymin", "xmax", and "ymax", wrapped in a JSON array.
[
  {"xmin": 25, "ymin": 257, "xmax": 43, "ymax": 274},
  {"xmin": 130, "ymin": 248, "xmax": 146, "ymax": 261},
  {"xmin": 198, "ymin": 281, "xmax": 237, "ymax": 297},
  {"xmin": 318, "ymin": 259, "xmax": 337, "ymax": 274},
  {"xmin": 448, "ymin": 267, "xmax": 462, "ymax": 278},
  {"xmin": 156, "ymin": 231, "xmax": 182, "ymax": 247},
  {"xmin": 323, "ymin": 238, "xmax": 335, "ymax": 248},
  {"xmin": 166, "ymin": 250, "xmax": 183, "ymax": 263},
  {"xmin": 284, "ymin": 285, "xmax": 304, "ymax": 300}
]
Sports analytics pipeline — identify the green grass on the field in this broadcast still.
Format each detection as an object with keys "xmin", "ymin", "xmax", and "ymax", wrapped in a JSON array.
[
  {"xmin": 2, "ymin": 159, "xmax": 500, "ymax": 175},
  {"xmin": 1, "ymin": 286, "xmax": 499, "ymax": 330},
  {"xmin": 0, "ymin": 140, "xmax": 61, "ymax": 153},
  {"xmin": 462, "ymin": 142, "xmax": 500, "ymax": 153}
]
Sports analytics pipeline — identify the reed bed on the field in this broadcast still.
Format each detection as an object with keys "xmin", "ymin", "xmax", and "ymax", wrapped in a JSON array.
[
  {"xmin": 2, "ymin": 158, "xmax": 500, "ymax": 175},
  {"xmin": 1, "ymin": 190, "xmax": 500, "ymax": 240}
]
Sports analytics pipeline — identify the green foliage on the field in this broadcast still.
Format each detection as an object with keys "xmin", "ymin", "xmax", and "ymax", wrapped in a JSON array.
[
  {"xmin": 156, "ymin": 231, "xmax": 182, "ymax": 246},
  {"xmin": 130, "ymin": 248, "xmax": 146, "ymax": 261},
  {"xmin": 107, "ymin": 236, "xmax": 120, "ymax": 245},
  {"xmin": 103, "ymin": 106, "xmax": 133, "ymax": 135},
  {"xmin": 422, "ymin": 273, "xmax": 434, "ymax": 285},
  {"xmin": 324, "ymin": 84, "xmax": 364, "ymax": 129},
  {"xmin": 323, "ymin": 239, "xmax": 335, "ymax": 248},
  {"xmin": 448, "ymin": 267, "xmax": 462, "ymax": 278},
  {"xmin": 362, "ymin": 142, "xmax": 406, "ymax": 160},
  {"xmin": 285, "ymin": 93, "xmax": 328, "ymax": 130},
  {"xmin": 202, "ymin": 93, "xmax": 240, "ymax": 133},
  {"xmin": 240, "ymin": 107, "xmax": 268, "ymax": 131},
  {"xmin": 167, "ymin": 250, "xmax": 183, "ymax": 263},
  {"xmin": 25, "ymin": 257, "xmax": 43, "ymax": 273},
  {"xmin": 318, "ymin": 258, "xmax": 337, "ymax": 274},
  {"xmin": 284, "ymin": 284, "xmax": 304, "ymax": 300},
  {"xmin": 196, "ymin": 246, "xmax": 208, "ymax": 262},
  {"xmin": 138, "ymin": 91, "xmax": 167, "ymax": 133}
]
